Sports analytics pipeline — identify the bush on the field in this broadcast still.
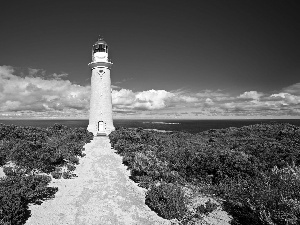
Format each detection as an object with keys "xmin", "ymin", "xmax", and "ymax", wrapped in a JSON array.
[
  {"xmin": 219, "ymin": 165, "xmax": 300, "ymax": 225},
  {"xmin": 51, "ymin": 167, "xmax": 62, "ymax": 179},
  {"xmin": 195, "ymin": 199, "xmax": 218, "ymax": 216},
  {"xmin": 62, "ymin": 171, "xmax": 72, "ymax": 179},
  {"xmin": 2, "ymin": 166, "xmax": 15, "ymax": 177},
  {"xmin": 0, "ymin": 123, "xmax": 93, "ymax": 224},
  {"xmin": 3, "ymin": 166, "xmax": 27, "ymax": 177},
  {"xmin": 0, "ymin": 195, "xmax": 30, "ymax": 225},
  {"xmin": 145, "ymin": 183, "xmax": 187, "ymax": 219},
  {"xmin": 0, "ymin": 175, "xmax": 57, "ymax": 224},
  {"xmin": 0, "ymin": 123, "xmax": 93, "ymax": 176},
  {"xmin": 109, "ymin": 123, "xmax": 300, "ymax": 223},
  {"xmin": 67, "ymin": 164, "xmax": 76, "ymax": 171}
]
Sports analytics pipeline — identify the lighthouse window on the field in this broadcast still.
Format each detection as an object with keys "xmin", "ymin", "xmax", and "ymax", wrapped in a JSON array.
[
  {"xmin": 93, "ymin": 44, "xmax": 99, "ymax": 53},
  {"xmin": 99, "ymin": 45, "xmax": 106, "ymax": 52},
  {"xmin": 93, "ymin": 44, "xmax": 107, "ymax": 53}
]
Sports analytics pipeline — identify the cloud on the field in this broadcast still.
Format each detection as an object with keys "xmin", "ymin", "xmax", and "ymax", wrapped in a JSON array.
[
  {"xmin": 1, "ymin": 65, "xmax": 300, "ymax": 119},
  {"xmin": 183, "ymin": 85, "xmax": 300, "ymax": 118},
  {"xmin": 238, "ymin": 91, "xmax": 263, "ymax": 100},
  {"xmin": 282, "ymin": 83, "xmax": 300, "ymax": 95},
  {"xmin": 270, "ymin": 93, "xmax": 300, "ymax": 105},
  {"xmin": 0, "ymin": 65, "xmax": 201, "ymax": 118},
  {"xmin": 111, "ymin": 85, "xmax": 121, "ymax": 90},
  {"xmin": 134, "ymin": 90, "xmax": 172, "ymax": 110},
  {"xmin": 205, "ymin": 98, "xmax": 214, "ymax": 106},
  {"xmin": 112, "ymin": 89, "xmax": 198, "ymax": 110},
  {"xmin": 0, "ymin": 65, "xmax": 90, "ymax": 118},
  {"xmin": 195, "ymin": 89, "xmax": 228, "ymax": 98},
  {"xmin": 52, "ymin": 73, "xmax": 68, "ymax": 80},
  {"xmin": 28, "ymin": 68, "xmax": 41, "ymax": 76},
  {"xmin": 114, "ymin": 77, "xmax": 133, "ymax": 84},
  {"xmin": 10, "ymin": 67, "xmax": 67, "ymax": 80},
  {"xmin": 112, "ymin": 89, "xmax": 136, "ymax": 106}
]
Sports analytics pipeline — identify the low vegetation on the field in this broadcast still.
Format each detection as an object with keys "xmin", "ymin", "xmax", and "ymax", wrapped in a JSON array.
[
  {"xmin": 145, "ymin": 182, "xmax": 187, "ymax": 220},
  {"xmin": 109, "ymin": 123, "xmax": 300, "ymax": 224},
  {"xmin": 2, "ymin": 122, "xmax": 299, "ymax": 224},
  {"xmin": 0, "ymin": 123, "xmax": 93, "ymax": 225}
]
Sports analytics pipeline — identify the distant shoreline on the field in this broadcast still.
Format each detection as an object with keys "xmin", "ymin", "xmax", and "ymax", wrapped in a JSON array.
[
  {"xmin": 1, "ymin": 119, "xmax": 300, "ymax": 134},
  {"xmin": 0, "ymin": 118, "xmax": 300, "ymax": 120}
]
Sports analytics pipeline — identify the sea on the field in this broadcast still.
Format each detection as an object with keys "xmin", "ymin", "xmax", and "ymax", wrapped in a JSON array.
[{"xmin": 1, "ymin": 119, "xmax": 300, "ymax": 134}]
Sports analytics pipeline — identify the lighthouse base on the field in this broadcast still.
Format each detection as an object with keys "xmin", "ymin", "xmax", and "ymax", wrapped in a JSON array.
[{"xmin": 87, "ymin": 124, "xmax": 115, "ymax": 137}]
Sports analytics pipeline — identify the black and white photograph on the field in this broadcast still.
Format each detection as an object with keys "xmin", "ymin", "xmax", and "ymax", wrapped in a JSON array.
[{"xmin": 0, "ymin": 0, "xmax": 299, "ymax": 224}]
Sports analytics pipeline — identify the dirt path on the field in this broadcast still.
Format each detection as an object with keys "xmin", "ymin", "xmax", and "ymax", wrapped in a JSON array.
[{"xmin": 26, "ymin": 137, "xmax": 171, "ymax": 225}]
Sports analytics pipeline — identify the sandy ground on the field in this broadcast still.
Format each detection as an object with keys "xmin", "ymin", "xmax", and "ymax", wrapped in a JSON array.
[
  {"xmin": 25, "ymin": 137, "xmax": 171, "ymax": 225},
  {"xmin": 0, "ymin": 167, "xmax": 4, "ymax": 178}
]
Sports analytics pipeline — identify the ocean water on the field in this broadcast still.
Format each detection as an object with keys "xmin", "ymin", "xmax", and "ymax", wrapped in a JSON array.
[{"xmin": 1, "ymin": 119, "xmax": 300, "ymax": 134}]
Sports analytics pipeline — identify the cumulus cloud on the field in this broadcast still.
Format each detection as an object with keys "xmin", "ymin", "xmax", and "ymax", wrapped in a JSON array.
[
  {"xmin": 238, "ymin": 91, "xmax": 263, "ymax": 100},
  {"xmin": 195, "ymin": 89, "xmax": 227, "ymax": 97},
  {"xmin": 270, "ymin": 93, "xmax": 300, "ymax": 105},
  {"xmin": 1, "ymin": 65, "xmax": 300, "ymax": 119},
  {"xmin": 52, "ymin": 73, "xmax": 68, "ymax": 80},
  {"xmin": 112, "ymin": 89, "xmax": 135, "ymax": 106},
  {"xmin": 0, "ymin": 65, "xmax": 90, "ymax": 118},
  {"xmin": 112, "ymin": 89, "xmax": 198, "ymax": 110},
  {"xmin": 205, "ymin": 98, "xmax": 214, "ymax": 106},
  {"xmin": 0, "ymin": 65, "xmax": 201, "ymax": 118},
  {"xmin": 28, "ymin": 68, "xmax": 42, "ymax": 77},
  {"xmin": 183, "ymin": 85, "xmax": 300, "ymax": 118},
  {"xmin": 282, "ymin": 83, "xmax": 300, "ymax": 95}
]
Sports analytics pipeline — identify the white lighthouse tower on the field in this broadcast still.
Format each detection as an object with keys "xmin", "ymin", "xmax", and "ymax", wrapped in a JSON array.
[{"xmin": 87, "ymin": 36, "xmax": 114, "ymax": 136}]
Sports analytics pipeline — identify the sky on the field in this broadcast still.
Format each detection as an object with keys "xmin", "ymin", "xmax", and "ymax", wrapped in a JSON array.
[{"xmin": 0, "ymin": 0, "xmax": 299, "ymax": 119}]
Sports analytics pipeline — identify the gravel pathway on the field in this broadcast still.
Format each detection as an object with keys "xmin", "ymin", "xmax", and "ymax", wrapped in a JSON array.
[{"xmin": 26, "ymin": 137, "xmax": 170, "ymax": 225}]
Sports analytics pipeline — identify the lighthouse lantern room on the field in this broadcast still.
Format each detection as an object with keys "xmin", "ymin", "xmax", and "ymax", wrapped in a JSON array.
[{"xmin": 87, "ymin": 36, "xmax": 114, "ymax": 136}]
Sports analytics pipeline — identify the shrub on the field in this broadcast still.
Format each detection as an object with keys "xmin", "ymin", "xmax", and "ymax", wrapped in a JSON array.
[
  {"xmin": 62, "ymin": 171, "xmax": 72, "ymax": 179},
  {"xmin": 67, "ymin": 164, "xmax": 76, "ymax": 171},
  {"xmin": 109, "ymin": 123, "xmax": 300, "ymax": 223},
  {"xmin": 219, "ymin": 166, "xmax": 300, "ymax": 225},
  {"xmin": 3, "ymin": 166, "xmax": 15, "ymax": 177},
  {"xmin": 51, "ymin": 170, "xmax": 62, "ymax": 179},
  {"xmin": 3, "ymin": 166, "xmax": 27, "ymax": 177},
  {"xmin": 145, "ymin": 183, "xmax": 187, "ymax": 220},
  {"xmin": 0, "ymin": 123, "xmax": 92, "ymax": 224},
  {"xmin": 0, "ymin": 195, "xmax": 30, "ymax": 225},
  {"xmin": 195, "ymin": 199, "xmax": 218, "ymax": 216},
  {"xmin": 0, "ymin": 175, "xmax": 57, "ymax": 224}
]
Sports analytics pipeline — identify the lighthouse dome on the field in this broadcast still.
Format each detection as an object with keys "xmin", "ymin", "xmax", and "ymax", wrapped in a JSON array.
[
  {"xmin": 92, "ymin": 37, "xmax": 108, "ymax": 62},
  {"xmin": 94, "ymin": 39, "xmax": 107, "ymax": 46}
]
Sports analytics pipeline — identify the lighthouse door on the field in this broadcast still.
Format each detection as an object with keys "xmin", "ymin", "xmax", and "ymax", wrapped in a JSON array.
[{"xmin": 98, "ymin": 121, "xmax": 105, "ymax": 134}]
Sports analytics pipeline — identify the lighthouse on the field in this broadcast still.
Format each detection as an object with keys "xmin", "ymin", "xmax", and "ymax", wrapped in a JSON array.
[{"xmin": 87, "ymin": 36, "xmax": 115, "ymax": 136}]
